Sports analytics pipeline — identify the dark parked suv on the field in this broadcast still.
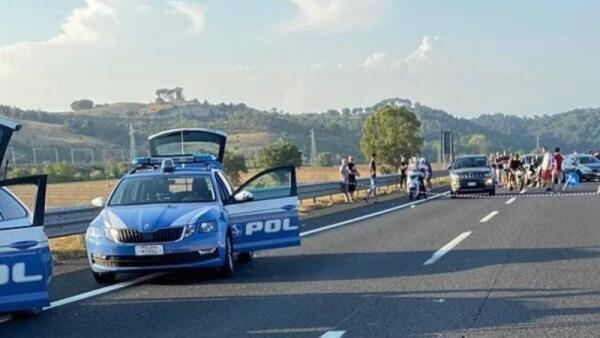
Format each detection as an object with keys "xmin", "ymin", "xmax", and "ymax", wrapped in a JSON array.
[{"xmin": 449, "ymin": 155, "xmax": 495, "ymax": 197}]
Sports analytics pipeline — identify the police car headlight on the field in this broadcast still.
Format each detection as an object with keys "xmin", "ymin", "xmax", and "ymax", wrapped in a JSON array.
[
  {"xmin": 198, "ymin": 221, "xmax": 217, "ymax": 233},
  {"xmin": 183, "ymin": 224, "xmax": 197, "ymax": 238},
  {"xmin": 86, "ymin": 226, "xmax": 104, "ymax": 239},
  {"xmin": 183, "ymin": 221, "xmax": 217, "ymax": 238},
  {"xmin": 104, "ymin": 228, "xmax": 120, "ymax": 242}
]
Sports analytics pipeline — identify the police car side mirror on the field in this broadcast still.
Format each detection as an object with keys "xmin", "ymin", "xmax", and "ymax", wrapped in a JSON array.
[
  {"xmin": 91, "ymin": 196, "xmax": 106, "ymax": 208},
  {"xmin": 234, "ymin": 190, "xmax": 254, "ymax": 203}
]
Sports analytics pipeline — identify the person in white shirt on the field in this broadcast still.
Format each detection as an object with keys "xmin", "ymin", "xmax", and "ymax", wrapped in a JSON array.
[
  {"xmin": 339, "ymin": 158, "xmax": 350, "ymax": 202},
  {"xmin": 540, "ymin": 146, "xmax": 553, "ymax": 190}
]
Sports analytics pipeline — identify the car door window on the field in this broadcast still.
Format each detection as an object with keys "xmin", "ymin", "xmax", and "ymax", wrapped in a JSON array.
[
  {"xmin": 236, "ymin": 167, "xmax": 296, "ymax": 201},
  {"xmin": 214, "ymin": 173, "xmax": 232, "ymax": 202},
  {"xmin": 0, "ymin": 188, "xmax": 28, "ymax": 222},
  {"xmin": 216, "ymin": 172, "xmax": 234, "ymax": 196}
]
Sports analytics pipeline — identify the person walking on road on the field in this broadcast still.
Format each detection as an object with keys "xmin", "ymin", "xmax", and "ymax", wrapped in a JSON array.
[
  {"xmin": 339, "ymin": 158, "xmax": 350, "ymax": 202},
  {"xmin": 399, "ymin": 156, "xmax": 408, "ymax": 190},
  {"xmin": 365, "ymin": 153, "xmax": 378, "ymax": 202},
  {"xmin": 495, "ymin": 152, "xmax": 505, "ymax": 188},
  {"xmin": 347, "ymin": 156, "xmax": 360, "ymax": 202},
  {"xmin": 552, "ymin": 147, "xmax": 564, "ymax": 192}
]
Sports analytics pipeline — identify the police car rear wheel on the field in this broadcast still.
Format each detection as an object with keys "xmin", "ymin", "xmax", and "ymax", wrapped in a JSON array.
[
  {"xmin": 93, "ymin": 271, "xmax": 116, "ymax": 284},
  {"xmin": 218, "ymin": 235, "xmax": 234, "ymax": 278}
]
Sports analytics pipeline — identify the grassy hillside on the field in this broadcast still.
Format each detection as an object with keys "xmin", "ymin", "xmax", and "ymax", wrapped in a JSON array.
[{"xmin": 1, "ymin": 98, "xmax": 598, "ymax": 165}]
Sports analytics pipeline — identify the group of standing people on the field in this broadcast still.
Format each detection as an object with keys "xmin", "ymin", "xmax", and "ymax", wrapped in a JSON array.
[
  {"xmin": 489, "ymin": 146, "xmax": 564, "ymax": 192},
  {"xmin": 338, "ymin": 154, "xmax": 432, "ymax": 203},
  {"xmin": 339, "ymin": 155, "xmax": 375, "ymax": 203}
]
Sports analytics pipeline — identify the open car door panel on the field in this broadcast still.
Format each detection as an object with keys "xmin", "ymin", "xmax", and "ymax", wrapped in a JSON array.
[
  {"xmin": 0, "ymin": 174, "xmax": 50, "ymax": 314},
  {"xmin": 148, "ymin": 128, "xmax": 227, "ymax": 162},
  {"xmin": 0, "ymin": 118, "xmax": 22, "ymax": 174},
  {"xmin": 225, "ymin": 166, "xmax": 300, "ymax": 252}
]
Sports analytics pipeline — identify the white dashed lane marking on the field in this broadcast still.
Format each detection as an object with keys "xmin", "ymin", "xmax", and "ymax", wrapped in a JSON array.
[
  {"xmin": 480, "ymin": 211, "xmax": 499, "ymax": 223},
  {"xmin": 423, "ymin": 231, "xmax": 472, "ymax": 266}
]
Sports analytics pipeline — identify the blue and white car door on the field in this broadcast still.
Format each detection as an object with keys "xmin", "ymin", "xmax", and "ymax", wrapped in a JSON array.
[
  {"xmin": 225, "ymin": 166, "xmax": 300, "ymax": 252},
  {"xmin": 0, "ymin": 120, "xmax": 51, "ymax": 314}
]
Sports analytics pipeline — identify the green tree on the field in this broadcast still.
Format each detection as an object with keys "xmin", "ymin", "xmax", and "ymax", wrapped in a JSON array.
[
  {"xmin": 316, "ymin": 152, "xmax": 334, "ymax": 167},
  {"xmin": 467, "ymin": 134, "xmax": 489, "ymax": 154},
  {"xmin": 223, "ymin": 150, "xmax": 248, "ymax": 185},
  {"xmin": 70, "ymin": 99, "xmax": 95, "ymax": 111},
  {"xmin": 255, "ymin": 139, "xmax": 302, "ymax": 168},
  {"xmin": 360, "ymin": 105, "xmax": 423, "ymax": 170}
]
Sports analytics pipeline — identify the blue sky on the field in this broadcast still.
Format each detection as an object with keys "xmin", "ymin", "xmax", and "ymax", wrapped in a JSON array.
[{"xmin": 1, "ymin": 0, "xmax": 599, "ymax": 117}]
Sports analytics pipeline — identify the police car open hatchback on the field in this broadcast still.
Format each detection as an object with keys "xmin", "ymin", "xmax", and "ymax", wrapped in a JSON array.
[
  {"xmin": 0, "ymin": 119, "xmax": 50, "ymax": 316},
  {"xmin": 85, "ymin": 128, "xmax": 300, "ymax": 284}
]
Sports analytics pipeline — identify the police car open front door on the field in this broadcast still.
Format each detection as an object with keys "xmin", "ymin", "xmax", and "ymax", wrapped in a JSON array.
[
  {"xmin": 0, "ymin": 175, "xmax": 50, "ymax": 314},
  {"xmin": 225, "ymin": 166, "xmax": 300, "ymax": 252}
]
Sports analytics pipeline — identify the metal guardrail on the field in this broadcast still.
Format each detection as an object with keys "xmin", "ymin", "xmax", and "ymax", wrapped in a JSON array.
[{"xmin": 44, "ymin": 170, "xmax": 448, "ymax": 239}]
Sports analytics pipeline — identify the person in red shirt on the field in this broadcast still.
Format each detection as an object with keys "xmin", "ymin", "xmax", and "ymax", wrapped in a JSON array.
[{"xmin": 552, "ymin": 147, "xmax": 564, "ymax": 192}]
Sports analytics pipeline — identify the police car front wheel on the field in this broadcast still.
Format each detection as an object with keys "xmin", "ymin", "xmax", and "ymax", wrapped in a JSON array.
[{"xmin": 217, "ymin": 235, "xmax": 235, "ymax": 278}]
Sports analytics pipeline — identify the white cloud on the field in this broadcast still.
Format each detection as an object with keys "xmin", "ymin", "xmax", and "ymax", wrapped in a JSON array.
[
  {"xmin": 405, "ymin": 36, "xmax": 441, "ymax": 65},
  {"xmin": 285, "ymin": 0, "xmax": 385, "ymax": 33},
  {"xmin": 166, "ymin": 1, "xmax": 206, "ymax": 34},
  {"xmin": 337, "ymin": 36, "xmax": 442, "ymax": 72},
  {"xmin": 361, "ymin": 52, "xmax": 388, "ymax": 69}
]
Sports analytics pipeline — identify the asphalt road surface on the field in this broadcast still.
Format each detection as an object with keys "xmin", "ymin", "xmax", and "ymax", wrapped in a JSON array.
[{"xmin": 2, "ymin": 182, "xmax": 600, "ymax": 337}]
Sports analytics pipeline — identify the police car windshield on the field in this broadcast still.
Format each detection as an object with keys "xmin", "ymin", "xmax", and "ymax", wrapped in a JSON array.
[
  {"xmin": 453, "ymin": 157, "xmax": 489, "ymax": 169},
  {"xmin": 108, "ymin": 175, "xmax": 216, "ymax": 206}
]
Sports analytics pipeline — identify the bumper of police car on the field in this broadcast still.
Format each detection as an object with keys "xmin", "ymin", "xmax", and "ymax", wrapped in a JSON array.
[{"xmin": 86, "ymin": 225, "xmax": 226, "ymax": 273}]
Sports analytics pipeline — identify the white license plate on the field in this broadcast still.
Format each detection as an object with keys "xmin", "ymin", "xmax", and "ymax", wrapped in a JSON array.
[
  {"xmin": 467, "ymin": 182, "xmax": 477, "ymax": 187},
  {"xmin": 135, "ymin": 245, "xmax": 164, "ymax": 256}
]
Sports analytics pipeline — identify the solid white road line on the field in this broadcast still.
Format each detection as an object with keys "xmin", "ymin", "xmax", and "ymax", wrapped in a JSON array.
[
  {"xmin": 423, "ymin": 231, "xmax": 472, "ymax": 266},
  {"xmin": 33, "ymin": 191, "xmax": 451, "ymax": 317},
  {"xmin": 480, "ymin": 211, "xmax": 499, "ymax": 223},
  {"xmin": 300, "ymin": 191, "xmax": 450, "ymax": 238},
  {"xmin": 46, "ymin": 272, "xmax": 165, "ymax": 310},
  {"xmin": 505, "ymin": 197, "xmax": 517, "ymax": 205},
  {"xmin": 320, "ymin": 331, "xmax": 346, "ymax": 338},
  {"xmin": 0, "ymin": 316, "xmax": 11, "ymax": 324}
]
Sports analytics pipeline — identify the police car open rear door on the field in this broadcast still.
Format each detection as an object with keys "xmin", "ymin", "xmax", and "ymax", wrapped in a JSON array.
[
  {"xmin": 0, "ymin": 119, "xmax": 50, "ymax": 314},
  {"xmin": 225, "ymin": 166, "xmax": 300, "ymax": 252},
  {"xmin": 148, "ymin": 128, "xmax": 227, "ymax": 162}
]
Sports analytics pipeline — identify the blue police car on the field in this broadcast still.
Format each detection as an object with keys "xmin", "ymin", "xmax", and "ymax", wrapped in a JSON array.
[
  {"xmin": 0, "ymin": 119, "xmax": 50, "ymax": 317},
  {"xmin": 85, "ymin": 128, "xmax": 300, "ymax": 284}
]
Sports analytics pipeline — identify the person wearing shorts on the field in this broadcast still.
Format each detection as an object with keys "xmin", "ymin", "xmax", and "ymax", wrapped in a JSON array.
[
  {"xmin": 552, "ymin": 147, "xmax": 564, "ymax": 192},
  {"xmin": 541, "ymin": 146, "xmax": 553, "ymax": 191}
]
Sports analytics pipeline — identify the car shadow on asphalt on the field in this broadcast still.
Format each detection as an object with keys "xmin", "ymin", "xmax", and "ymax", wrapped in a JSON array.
[
  {"xmin": 8, "ymin": 288, "xmax": 600, "ymax": 338},
  {"xmin": 151, "ymin": 246, "xmax": 600, "ymax": 285}
]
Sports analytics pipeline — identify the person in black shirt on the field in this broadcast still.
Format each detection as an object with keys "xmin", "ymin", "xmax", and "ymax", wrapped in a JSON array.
[
  {"xmin": 399, "ymin": 156, "xmax": 408, "ymax": 190},
  {"xmin": 347, "ymin": 156, "xmax": 359, "ymax": 202}
]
